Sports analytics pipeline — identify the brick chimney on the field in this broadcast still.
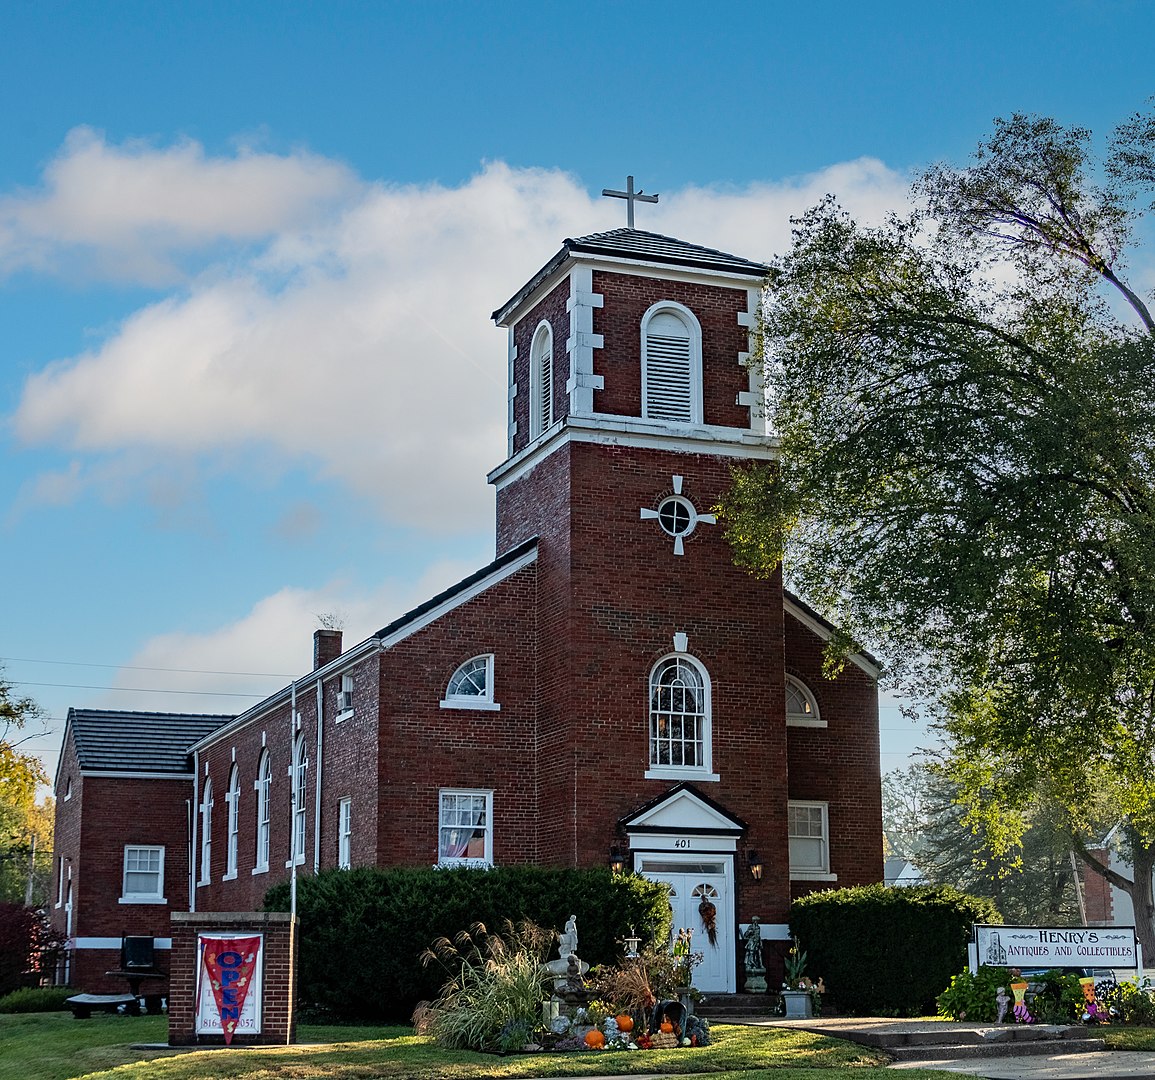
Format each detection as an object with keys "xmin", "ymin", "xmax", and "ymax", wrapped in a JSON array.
[{"xmin": 313, "ymin": 629, "xmax": 343, "ymax": 670}]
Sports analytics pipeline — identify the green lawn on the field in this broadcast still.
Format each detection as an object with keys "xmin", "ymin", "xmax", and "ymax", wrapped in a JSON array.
[{"xmin": 0, "ymin": 1012, "xmax": 960, "ymax": 1080}]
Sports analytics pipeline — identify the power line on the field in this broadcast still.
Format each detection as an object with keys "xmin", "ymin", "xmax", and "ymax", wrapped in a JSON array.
[
  {"xmin": 11, "ymin": 680, "xmax": 267, "ymax": 698},
  {"xmin": 1, "ymin": 655, "xmax": 291, "ymax": 678}
]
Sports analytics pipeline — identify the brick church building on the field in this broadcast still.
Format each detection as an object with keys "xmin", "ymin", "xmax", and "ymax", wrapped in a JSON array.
[{"xmin": 52, "ymin": 226, "xmax": 883, "ymax": 997}]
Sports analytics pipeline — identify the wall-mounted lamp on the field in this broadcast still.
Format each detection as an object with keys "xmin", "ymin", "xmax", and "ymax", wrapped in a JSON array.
[
  {"xmin": 609, "ymin": 845, "xmax": 625, "ymax": 874},
  {"xmin": 747, "ymin": 849, "xmax": 763, "ymax": 881}
]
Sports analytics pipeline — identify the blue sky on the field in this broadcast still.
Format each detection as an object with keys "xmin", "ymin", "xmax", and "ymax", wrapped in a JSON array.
[{"xmin": 2, "ymin": 0, "xmax": 1152, "ymax": 778}]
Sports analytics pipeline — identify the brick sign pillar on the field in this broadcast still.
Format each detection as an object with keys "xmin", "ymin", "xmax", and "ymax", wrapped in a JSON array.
[{"xmin": 168, "ymin": 911, "xmax": 298, "ymax": 1046}]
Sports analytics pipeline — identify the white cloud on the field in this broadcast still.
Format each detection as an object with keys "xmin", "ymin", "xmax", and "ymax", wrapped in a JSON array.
[
  {"xmin": 0, "ymin": 127, "xmax": 360, "ymax": 283},
  {"xmin": 7, "ymin": 136, "xmax": 913, "ymax": 532},
  {"xmin": 97, "ymin": 558, "xmax": 482, "ymax": 716}
]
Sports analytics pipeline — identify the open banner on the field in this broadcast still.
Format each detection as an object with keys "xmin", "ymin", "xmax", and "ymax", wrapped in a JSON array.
[{"xmin": 195, "ymin": 934, "xmax": 263, "ymax": 1042}]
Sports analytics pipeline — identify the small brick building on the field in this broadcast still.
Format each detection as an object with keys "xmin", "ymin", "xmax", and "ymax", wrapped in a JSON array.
[{"xmin": 53, "ymin": 228, "xmax": 884, "ymax": 995}]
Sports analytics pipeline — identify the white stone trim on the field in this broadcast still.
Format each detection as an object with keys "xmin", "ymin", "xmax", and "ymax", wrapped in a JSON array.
[
  {"xmin": 566, "ymin": 267, "xmax": 604, "ymax": 415},
  {"xmin": 488, "ymin": 415, "xmax": 778, "ymax": 490},
  {"xmin": 439, "ymin": 699, "xmax": 501, "ymax": 711},
  {"xmin": 507, "ymin": 334, "xmax": 518, "ymax": 456},
  {"xmin": 80, "ymin": 770, "xmax": 195, "ymax": 780},
  {"xmin": 740, "ymin": 287, "xmax": 766, "ymax": 433},
  {"xmin": 783, "ymin": 598, "xmax": 880, "ymax": 678},
  {"xmin": 743, "ymin": 922, "xmax": 791, "ymax": 941}
]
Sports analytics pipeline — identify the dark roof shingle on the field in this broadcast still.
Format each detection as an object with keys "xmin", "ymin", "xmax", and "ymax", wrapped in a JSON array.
[
  {"xmin": 492, "ymin": 228, "xmax": 768, "ymax": 325},
  {"xmin": 68, "ymin": 709, "xmax": 231, "ymax": 774}
]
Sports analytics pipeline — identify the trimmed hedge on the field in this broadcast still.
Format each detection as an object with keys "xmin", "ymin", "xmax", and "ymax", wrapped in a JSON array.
[
  {"xmin": 790, "ymin": 884, "xmax": 1000, "ymax": 1016},
  {"xmin": 0, "ymin": 986, "xmax": 75, "ymax": 1013},
  {"xmin": 265, "ymin": 865, "xmax": 672, "ymax": 1021}
]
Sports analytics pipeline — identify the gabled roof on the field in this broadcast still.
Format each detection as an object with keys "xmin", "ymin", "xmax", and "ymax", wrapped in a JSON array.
[
  {"xmin": 620, "ymin": 782, "xmax": 748, "ymax": 835},
  {"xmin": 66, "ymin": 708, "xmax": 230, "ymax": 775},
  {"xmin": 492, "ymin": 228, "xmax": 768, "ymax": 326},
  {"xmin": 783, "ymin": 588, "xmax": 881, "ymax": 679}
]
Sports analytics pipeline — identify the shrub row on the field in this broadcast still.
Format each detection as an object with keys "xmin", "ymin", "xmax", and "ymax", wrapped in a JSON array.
[
  {"xmin": 0, "ymin": 986, "xmax": 75, "ymax": 1013},
  {"xmin": 265, "ymin": 866, "xmax": 672, "ymax": 1021},
  {"xmin": 791, "ymin": 883, "xmax": 1000, "ymax": 1015}
]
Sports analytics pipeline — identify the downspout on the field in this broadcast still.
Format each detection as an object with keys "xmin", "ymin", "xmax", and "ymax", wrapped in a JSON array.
[
  {"xmin": 290, "ymin": 681, "xmax": 298, "ymax": 920},
  {"xmin": 190, "ymin": 751, "xmax": 200, "ymax": 912},
  {"xmin": 314, "ymin": 677, "xmax": 324, "ymax": 874}
]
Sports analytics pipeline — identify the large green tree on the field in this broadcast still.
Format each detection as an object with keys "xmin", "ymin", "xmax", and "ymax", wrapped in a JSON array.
[
  {"xmin": 720, "ymin": 109, "xmax": 1155, "ymax": 951},
  {"xmin": 883, "ymin": 763, "xmax": 1085, "ymax": 925},
  {"xmin": 0, "ymin": 669, "xmax": 53, "ymax": 906}
]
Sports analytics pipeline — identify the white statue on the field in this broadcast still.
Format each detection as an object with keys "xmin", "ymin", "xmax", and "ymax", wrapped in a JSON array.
[{"xmin": 558, "ymin": 915, "xmax": 578, "ymax": 959}]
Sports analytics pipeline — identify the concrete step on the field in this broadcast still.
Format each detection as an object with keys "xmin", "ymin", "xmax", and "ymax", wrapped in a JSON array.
[{"xmin": 887, "ymin": 1037, "xmax": 1106, "ymax": 1062}]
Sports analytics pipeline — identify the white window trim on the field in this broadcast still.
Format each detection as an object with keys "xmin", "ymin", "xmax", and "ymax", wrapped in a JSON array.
[
  {"xmin": 438, "ymin": 788, "xmax": 494, "ymax": 868},
  {"xmin": 440, "ymin": 653, "xmax": 500, "ymax": 711},
  {"xmin": 336, "ymin": 673, "xmax": 355, "ymax": 722},
  {"xmin": 55, "ymin": 857, "xmax": 65, "ymax": 908},
  {"xmin": 197, "ymin": 780, "xmax": 213, "ymax": 887},
  {"xmin": 788, "ymin": 799, "xmax": 836, "ymax": 881},
  {"xmin": 121, "ymin": 844, "xmax": 166, "ymax": 904},
  {"xmin": 529, "ymin": 320, "xmax": 554, "ymax": 440},
  {"xmin": 785, "ymin": 674, "xmax": 826, "ymax": 729},
  {"xmin": 338, "ymin": 796, "xmax": 352, "ymax": 870},
  {"xmin": 645, "ymin": 651, "xmax": 715, "ymax": 781},
  {"xmin": 640, "ymin": 300, "xmax": 703, "ymax": 425},
  {"xmin": 223, "ymin": 765, "xmax": 240, "ymax": 881},
  {"xmin": 253, "ymin": 751, "xmax": 271, "ymax": 875},
  {"xmin": 287, "ymin": 735, "xmax": 307, "ymax": 868}
]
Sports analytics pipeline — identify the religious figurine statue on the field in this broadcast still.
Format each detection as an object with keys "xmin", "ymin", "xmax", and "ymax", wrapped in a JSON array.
[
  {"xmin": 743, "ymin": 917, "xmax": 765, "ymax": 973},
  {"xmin": 558, "ymin": 915, "xmax": 578, "ymax": 959},
  {"xmin": 742, "ymin": 917, "xmax": 767, "ymax": 993},
  {"xmin": 996, "ymin": 986, "xmax": 1010, "ymax": 1023}
]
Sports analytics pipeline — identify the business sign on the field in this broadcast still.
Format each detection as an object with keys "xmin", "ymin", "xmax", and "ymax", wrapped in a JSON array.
[
  {"xmin": 975, "ymin": 924, "xmax": 1138, "ymax": 969},
  {"xmin": 195, "ymin": 934, "xmax": 263, "ymax": 1043}
]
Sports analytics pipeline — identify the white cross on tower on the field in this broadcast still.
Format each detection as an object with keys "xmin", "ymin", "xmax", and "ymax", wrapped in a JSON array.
[
  {"xmin": 602, "ymin": 175, "xmax": 660, "ymax": 229},
  {"xmin": 640, "ymin": 475, "xmax": 716, "ymax": 556}
]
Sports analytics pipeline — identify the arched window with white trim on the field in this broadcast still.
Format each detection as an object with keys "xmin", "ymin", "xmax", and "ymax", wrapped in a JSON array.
[
  {"xmin": 198, "ymin": 778, "xmax": 212, "ymax": 885},
  {"xmin": 440, "ymin": 654, "xmax": 500, "ymax": 711},
  {"xmin": 225, "ymin": 765, "xmax": 240, "ymax": 878},
  {"xmin": 641, "ymin": 302, "xmax": 702, "ymax": 424},
  {"xmin": 290, "ymin": 735, "xmax": 307, "ymax": 865},
  {"xmin": 254, "ymin": 750, "xmax": 271, "ymax": 872},
  {"xmin": 785, "ymin": 675, "xmax": 825, "ymax": 728},
  {"xmin": 530, "ymin": 321, "xmax": 554, "ymax": 438},
  {"xmin": 647, "ymin": 653, "xmax": 712, "ymax": 776}
]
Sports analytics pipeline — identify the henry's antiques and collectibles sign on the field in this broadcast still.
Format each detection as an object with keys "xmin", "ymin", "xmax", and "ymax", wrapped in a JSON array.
[{"xmin": 973, "ymin": 925, "xmax": 1139, "ymax": 971}]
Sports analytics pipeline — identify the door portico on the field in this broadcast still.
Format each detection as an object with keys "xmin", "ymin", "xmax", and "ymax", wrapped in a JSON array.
[{"xmin": 620, "ymin": 784, "xmax": 747, "ymax": 993}]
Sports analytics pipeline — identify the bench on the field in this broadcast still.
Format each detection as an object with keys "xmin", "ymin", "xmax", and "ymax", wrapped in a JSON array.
[{"xmin": 66, "ymin": 993, "xmax": 138, "ymax": 1019}]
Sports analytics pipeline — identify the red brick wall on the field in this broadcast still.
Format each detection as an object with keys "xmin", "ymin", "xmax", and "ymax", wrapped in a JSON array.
[
  {"xmin": 1082, "ymin": 849, "xmax": 1114, "ymax": 924},
  {"xmin": 168, "ymin": 911, "xmax": 298, "ymax": 1046},
  {"xmin": 375, "ymin": 564, "xmax": 539, "ymax": 867},
  {"xmin": 591, "ymin": 271, "xmax": 750, "ymax": 429},
  {"xmin": 511, "ymin": 277, "xmax": 570, "ymax": 455},
  {"xmin": 51, "ymin": 757, "xmax": 193, "ymax": 993},
  {"xmin": 784, "ymin": 611, "xmax": 884, "ymax": 898}
]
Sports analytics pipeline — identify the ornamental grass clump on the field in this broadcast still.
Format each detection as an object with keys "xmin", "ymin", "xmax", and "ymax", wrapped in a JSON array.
[{"xmin": 414, "ymin": 920, "xmax": 552, "ymax": 1053}]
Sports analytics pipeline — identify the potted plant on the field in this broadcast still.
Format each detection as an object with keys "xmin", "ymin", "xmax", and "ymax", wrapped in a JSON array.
[{"xmin": 781, "ymin": 938, "xmax": 820, "ymax": 1019}]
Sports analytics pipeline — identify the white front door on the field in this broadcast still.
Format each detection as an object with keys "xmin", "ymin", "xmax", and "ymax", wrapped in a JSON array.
[{"xmin": 637, "ymin": 853, "xmax": 735, "ymax": 993}]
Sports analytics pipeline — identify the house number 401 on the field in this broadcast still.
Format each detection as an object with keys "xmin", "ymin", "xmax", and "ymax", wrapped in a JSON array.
[{"xmin": 673, "ymin": 838, "xmax": 690, "ymax": 849}]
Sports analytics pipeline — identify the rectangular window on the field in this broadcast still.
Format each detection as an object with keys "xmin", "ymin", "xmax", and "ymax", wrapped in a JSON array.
[
  {"xmin": 438, "ymin": 789, "xmax": 492, "ymax": 867},
  {"xmin": 121, "ymin": 845, "xmax": 165, "ymax": 902},
  {"xmin": 338, "ymin": 674, "xmax": 354, "ymax": 717},
  {"xmin": 788, "ymin": 801, "xmax": 831, "ymax": 878},
  {"xmin": 338, "ymin": 797, "xmax": 352, "ymax": 869},
  {"xmin": 56, "ymin": 856, "xmax": 65, "ymax": 908}
]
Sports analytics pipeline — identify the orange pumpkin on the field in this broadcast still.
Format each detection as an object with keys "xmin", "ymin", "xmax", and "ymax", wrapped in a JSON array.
[
  {"xmin": 615, "ymin": 1014, "xmax": 634, "ymax": 1033},
  {"xmin": 660, "ymin": 1020, "xmax": 674, "ymax": 1034},
  {"xmin": 584, "ymin": 1029, "xmax": 606, "ymax": 1049}
]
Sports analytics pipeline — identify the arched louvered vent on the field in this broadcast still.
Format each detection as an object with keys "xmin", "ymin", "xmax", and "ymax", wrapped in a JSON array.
[
  {"xmin": 530, "ymin": 322, "xmax": 553, "ymax": 438},
  {"xmin": 643, "ymin": 308, "xmax": 699, "ymax": 423}
]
